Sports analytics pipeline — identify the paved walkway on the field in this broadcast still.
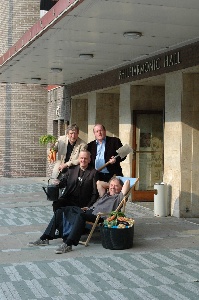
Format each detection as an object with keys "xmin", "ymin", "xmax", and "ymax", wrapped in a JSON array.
[{"xmin": 0, "ymin": 177, "xmax": 199, "ymax": 299}]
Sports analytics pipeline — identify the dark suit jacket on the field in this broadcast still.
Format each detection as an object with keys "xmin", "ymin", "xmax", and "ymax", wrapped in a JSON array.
[
  {"xmin": 54, "ymin": 165, "xmax": 99, "ymax": 210},
  {"xmin": 87, "ymin": 136, "xmax": 125, "ymax": 177}
]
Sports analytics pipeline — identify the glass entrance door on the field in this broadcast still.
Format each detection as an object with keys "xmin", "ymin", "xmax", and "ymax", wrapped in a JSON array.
[{"xmin": 132, "ymin": 111, "xmax": 164, "ymax": 201}]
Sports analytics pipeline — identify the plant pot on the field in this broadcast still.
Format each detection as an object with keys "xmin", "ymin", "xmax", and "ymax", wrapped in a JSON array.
[{"xmin": 100, "ymin": 225, "xmax": 134, "ymax": 250}]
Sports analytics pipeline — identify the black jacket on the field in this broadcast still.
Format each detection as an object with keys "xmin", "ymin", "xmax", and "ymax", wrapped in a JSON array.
[
  {"xmin": 87, "ymin": 136, "xmax": 125, "ymax": 177},
  {"xmin": 55, "ymin": 165, "xmax": 99, "ymax": 209}
]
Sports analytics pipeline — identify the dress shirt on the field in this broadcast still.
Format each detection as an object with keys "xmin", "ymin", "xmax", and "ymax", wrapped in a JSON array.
[{"xmin": 95, "ymin": 139, "xmax": 109, "ymax": 173}]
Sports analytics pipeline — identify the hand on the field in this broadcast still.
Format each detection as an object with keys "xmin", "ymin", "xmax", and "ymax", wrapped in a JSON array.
[
  {"xmin": 81, "ymin": 207, "xmax": 88, "ymax": 211},
  {"xmin": 58, "ymin": 163, "xmax": 68, "ymax": 172},
  {"xmin": 58, "ymin": 165, "xmax": 63, "ymax": 171},
  {"xmin": 109, "ymin": 156, "xmax": 116, "ymax": 164},
  {"xmin": 53, "ymin": 179, "xmax": 60, "ymax": 185}
]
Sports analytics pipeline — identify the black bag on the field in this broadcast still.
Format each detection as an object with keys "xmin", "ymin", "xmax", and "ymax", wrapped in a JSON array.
[{"xmin": 42, "ymin": 179, "xmax": 59, "ymax": 201}]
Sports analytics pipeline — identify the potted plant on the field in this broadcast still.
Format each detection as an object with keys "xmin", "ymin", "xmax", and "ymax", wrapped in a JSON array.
[
  {"xmin": 100, "ymin": 211, "xmax": 135, "ymax": 250},
  {"xmin": 39, "ymin": 134, "xmax": 57, "ymax": 163}
]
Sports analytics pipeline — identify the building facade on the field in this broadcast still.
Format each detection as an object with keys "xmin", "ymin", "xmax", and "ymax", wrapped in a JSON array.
[
  {"xmin": 0, "ymin": 1, "xmax": 199, "ymax": 218},
  {"xmin": 0, "ymin": 0, "xmax": 47, "ymax": 177}
]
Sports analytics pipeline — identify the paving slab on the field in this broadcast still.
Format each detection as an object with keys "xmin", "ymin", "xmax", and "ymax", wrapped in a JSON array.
[{"xmin": 0, "ymin": 177, "xmax": 199, "ymax": 299}]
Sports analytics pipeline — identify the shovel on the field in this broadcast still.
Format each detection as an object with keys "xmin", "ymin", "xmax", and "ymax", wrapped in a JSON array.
[{"xmin": 97, "ymin": 144, "xmax": 133, "ymax": 172}]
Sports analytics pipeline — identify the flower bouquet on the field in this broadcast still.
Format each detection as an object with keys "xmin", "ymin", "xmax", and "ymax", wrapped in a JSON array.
[{"xmin": 39, "ymin": 134, "xmax": 57, "ymax": 163}]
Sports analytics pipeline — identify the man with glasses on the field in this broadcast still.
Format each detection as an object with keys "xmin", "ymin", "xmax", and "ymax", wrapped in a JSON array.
[{"xmin": 52, "ymin": 123, "xmax": 87, "ymax": 179}]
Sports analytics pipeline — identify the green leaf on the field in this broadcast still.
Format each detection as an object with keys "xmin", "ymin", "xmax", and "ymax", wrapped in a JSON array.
[{"xmin": 39, "ymin": 135, "xmax": 57, "ymax": 145}]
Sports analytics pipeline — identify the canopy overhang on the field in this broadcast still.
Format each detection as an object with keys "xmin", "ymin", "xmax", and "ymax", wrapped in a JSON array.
[{"xmin": 0, "ymin": 0, "xmax": 199, "ymax": 86}]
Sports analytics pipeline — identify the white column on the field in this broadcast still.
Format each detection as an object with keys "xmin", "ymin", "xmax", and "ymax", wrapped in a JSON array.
[
  {"xmin": 119, "ymin": 83, "xmax": 132, "ymax": 177},
  {"xmin": 87, "ymin": 92, "xmax": 97, "ymax": 142},
  {"xmin": 164, "ymin": 72, "xmax": 183, "ymax": 217}
]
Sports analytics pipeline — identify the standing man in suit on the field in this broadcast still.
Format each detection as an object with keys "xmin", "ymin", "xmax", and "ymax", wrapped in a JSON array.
[
  {"xmin": 87, "ymin": 124, "xmax": 126, "ymax": 182},
  {"xmin": 52, "ymin": 150, "xmax": 99, "ymax": 212},
  {"xmin": 52, "ymin": 123, "xmax": 87, "ymax": 179}
]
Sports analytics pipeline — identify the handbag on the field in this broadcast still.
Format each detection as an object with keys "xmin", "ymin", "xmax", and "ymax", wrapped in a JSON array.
[{"xmin": 42, "ymin": 178, "xmax": 59, "ymax": 201}]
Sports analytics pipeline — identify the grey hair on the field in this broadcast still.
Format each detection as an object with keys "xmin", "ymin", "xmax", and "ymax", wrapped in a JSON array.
[
  {"xmin": 79, "ymin": 149, "xmax": 91, "ymax": 158},
  {"xmin": 109, "ymin": 176, "xmax": 124, "ymax": 187},
  {"xmin": 93, "ymin": 124, "xmax": 106, "ymax": 132},
  {"xmin": 66, "ymin": 123, "xmax": 79, "ymax": 134}
]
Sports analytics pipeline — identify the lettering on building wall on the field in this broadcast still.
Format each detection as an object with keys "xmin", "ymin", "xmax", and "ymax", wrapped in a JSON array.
[
  {"xmin": 119, "ymin": 51, "xmax": 181, "ymax": 80},
  {"xmin": 164, "ymin": 51, "xmax": 180, "ymax": 67}
]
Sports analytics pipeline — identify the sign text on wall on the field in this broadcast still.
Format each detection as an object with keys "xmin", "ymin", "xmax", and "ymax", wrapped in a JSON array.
[{"xmin": 119, "ymin": 51, "xmax": 181, "ymax": 80}]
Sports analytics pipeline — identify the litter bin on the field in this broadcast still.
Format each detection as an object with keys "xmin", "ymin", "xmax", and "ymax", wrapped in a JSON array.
[{"xmin": 154, "ymin": 183, "xmax": 167, "ymax": 217}]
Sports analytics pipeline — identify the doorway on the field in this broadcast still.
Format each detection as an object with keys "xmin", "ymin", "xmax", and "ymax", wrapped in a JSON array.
[{"xmin": 132, "ymin": 110, "xmax": 164, "ymax": 201}]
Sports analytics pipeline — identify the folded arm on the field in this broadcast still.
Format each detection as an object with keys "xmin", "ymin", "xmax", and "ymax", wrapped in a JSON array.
[{"xmin": 96, "ymin": 180, "xmax": 109, "ymax": 197}]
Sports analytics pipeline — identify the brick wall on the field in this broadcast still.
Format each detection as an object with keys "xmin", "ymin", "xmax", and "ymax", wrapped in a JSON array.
[{"xmin": 0, "ymin": 0, "xmax": 48, "ymax": 177}]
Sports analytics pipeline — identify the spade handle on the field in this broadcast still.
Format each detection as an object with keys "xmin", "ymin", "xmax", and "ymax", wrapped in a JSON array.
[{"xmin": 97, "ymin": 155, "xmax": 119, "ymax": 172}]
